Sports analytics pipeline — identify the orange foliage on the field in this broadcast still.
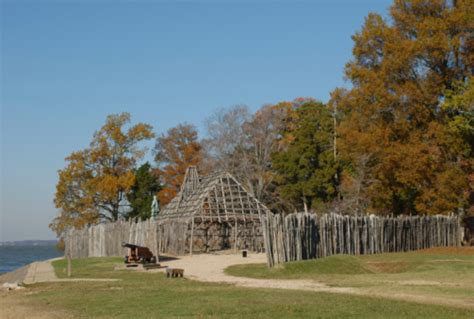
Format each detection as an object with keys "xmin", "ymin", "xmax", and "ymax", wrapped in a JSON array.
[
  {"xmin": 334, "ymin": 0, "xmax": 472, "ymax": 215},
  {"xmin": 154, "ymin": 124, "xmax": 202, "ymax": 206}
]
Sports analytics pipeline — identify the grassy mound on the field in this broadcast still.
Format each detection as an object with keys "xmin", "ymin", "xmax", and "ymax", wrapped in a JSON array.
[
  {"xmin": 226, "ymin": 254, "xmax": 372, "ymax": 280},
  {"xmin": 226, "ymin": 248, "xmax": 474, "ymax": 281}
]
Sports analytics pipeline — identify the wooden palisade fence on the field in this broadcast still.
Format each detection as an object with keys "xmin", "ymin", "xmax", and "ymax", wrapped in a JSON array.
[
  {"xmin": 262, "ymin": 212, "xmax": 461, "ymax": 267},
  {"xmin": 64, "ymin": 217, "xmax": 264, "ymax": 258},
  {"xmin": 65, "ymin": 219, "xmax": 160, "ymax": 259}
]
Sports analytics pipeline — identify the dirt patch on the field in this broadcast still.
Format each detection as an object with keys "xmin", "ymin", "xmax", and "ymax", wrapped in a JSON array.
[{"xmin": 0, "ymin": 290, "xmax": 74, "ymax": 319}]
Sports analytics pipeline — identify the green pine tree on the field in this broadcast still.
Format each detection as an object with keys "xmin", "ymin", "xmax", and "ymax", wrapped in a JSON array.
[
  {"xmin": 127, "ymin": 162, "xmax": 162, "ymax": 219},
  {"xmin": 272, "ymin": 101, "xmax": 339, "ymax": 212}
]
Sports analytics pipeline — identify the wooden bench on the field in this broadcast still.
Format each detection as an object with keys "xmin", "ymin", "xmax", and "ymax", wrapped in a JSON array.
[{"xmin": 166, "ymin": 268, "xmax": 184, "ymax": 278}]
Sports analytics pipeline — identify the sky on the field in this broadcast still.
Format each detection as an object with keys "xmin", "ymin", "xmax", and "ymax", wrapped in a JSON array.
[{"xmin": 0, "ymin": 0, "xmax": 392, "ymax": 241}]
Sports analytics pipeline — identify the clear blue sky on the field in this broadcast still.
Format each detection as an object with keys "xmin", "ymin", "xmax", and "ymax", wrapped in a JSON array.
[{"xmin": 1, "ymin": 0, "xmax": 391, "ymax": 241}]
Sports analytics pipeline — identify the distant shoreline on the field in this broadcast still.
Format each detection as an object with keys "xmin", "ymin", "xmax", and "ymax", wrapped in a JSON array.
[{"xmin": 0, "ymin": 240, "xmax": 58, "ymax": 247}]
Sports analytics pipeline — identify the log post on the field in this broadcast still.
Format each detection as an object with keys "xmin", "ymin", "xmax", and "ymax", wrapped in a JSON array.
[
  {"xmin": 234, "ymin": 218, "xmax": 238, "ymax": 252},
  {"xmin": 189, "ymin": 217, "xmax": 195, "ymax": 256},
  {"xmin": 67, "ymin": 254, "xmax": 72, "ymax": 278}
]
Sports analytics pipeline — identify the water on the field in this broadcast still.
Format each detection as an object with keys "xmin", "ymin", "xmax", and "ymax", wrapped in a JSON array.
[{"xmin": 0, "ymin": 245, "xmax": 63, "ymax": 274}]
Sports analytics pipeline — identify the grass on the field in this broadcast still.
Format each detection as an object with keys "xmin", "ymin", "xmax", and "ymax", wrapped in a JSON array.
[
  {"xmin": 226, "ymin": 254, "xmax": 372, "ymax": 279},
  {"xmin": 226, "ymin": 247, "xmax": 474, "ymax": 299},
  {"xmin": 54, "ymin": 257, "xmax": 121, "ymax": 279},
  {"xmin": 8, "ymin": 249, "xmax": 469, "ymax": 318}
]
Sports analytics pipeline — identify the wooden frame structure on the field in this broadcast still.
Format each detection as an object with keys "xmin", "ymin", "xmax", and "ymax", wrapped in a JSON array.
[{"xmin": 157, "ymin": 166, "xmax": 270, "ymax": 255}]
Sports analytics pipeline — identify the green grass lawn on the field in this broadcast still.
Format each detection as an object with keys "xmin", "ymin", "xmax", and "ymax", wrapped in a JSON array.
[
  {"xmin": 226, "ymin": 247, "xmax": 474, "ymax": 301},
  {"xmin": 14, "ymin": 250, "xmax": 472, "ymax": 318}
]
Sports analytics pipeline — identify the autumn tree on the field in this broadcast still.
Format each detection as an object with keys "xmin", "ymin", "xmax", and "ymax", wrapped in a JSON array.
[
  {"xmin": 272, "ymin": 101, "xmax": 339, "ymax": 212},
  {"xmin": 154, "ymin": 124, "xmax": 203, "ymax": 206},
  {"xmin": 127, "ymin": 162, "xmax": 161, "ymax": 219},
  {"xmin": 334, "ymin": 0, "xmax": 473, "ymax": 215},
  {"xmin": 50, "ymin": 113, "xmax": 155, "ymax": 239},
  {"xmin": 330, "ymin": 88, "xmax": 375, "ymax": 214}
]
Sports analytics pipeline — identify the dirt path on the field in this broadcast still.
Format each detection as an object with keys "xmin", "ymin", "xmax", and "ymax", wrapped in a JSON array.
[{"xmin": 154, "ymin": 253, "xmax": 354, "ymax": 294}]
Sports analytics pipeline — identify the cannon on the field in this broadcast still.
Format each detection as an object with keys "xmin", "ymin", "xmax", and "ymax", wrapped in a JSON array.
[{"xmin": 122, "ymin": 242, "xmax": 157, "ymax": 264}]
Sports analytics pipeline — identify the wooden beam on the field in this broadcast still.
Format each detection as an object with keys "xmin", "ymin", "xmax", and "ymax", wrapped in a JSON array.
[{"xmin": 189, "ymin": 216, "xmax": 195, "ymax": 256}]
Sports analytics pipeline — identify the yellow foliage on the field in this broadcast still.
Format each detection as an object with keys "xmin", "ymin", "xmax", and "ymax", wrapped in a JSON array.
[{"xmin": 51, "ymin": 113, "xmax": 154, "ymax": 239}]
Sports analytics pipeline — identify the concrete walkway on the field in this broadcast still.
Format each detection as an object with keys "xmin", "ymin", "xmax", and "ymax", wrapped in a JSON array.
[{"xmin": 23, "ymin": 259, "xmax": 59, "ymax": 284}]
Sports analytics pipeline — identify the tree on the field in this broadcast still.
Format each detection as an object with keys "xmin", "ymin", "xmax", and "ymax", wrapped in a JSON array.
[
  {"xmin": 203, "ymin": 102, "xmax": 314, "ymax": 209},
  {"xmin": 438, "ymin": 78, "xmax": 474, "ymax": 171},
  {"xmin": 127, "ymin": 162, "xmax": 161, "ymax": 219},
  {"xmin": 272, "ymin": 101, "xmax": 339, "ymax": 212},
  {"xmin": 50, "ymin": 113, "xmax": 154, "ymax": 239},
  {"xmin": 203, "ymin": 105, "xmax": 250, "ymax": 177},
  {"xmin": 430, "ymin": 78, "xmax": 474, "ymax": 215},
  {"xmin": 239, "ymin": 102, "xmax": 294, "ymax": 211},
  {"xmin": 334, "ymin": 0, "xmax": 473, "ymax": 215},
  {"xmin": 154, "ymin": 124, "xmax": 203, "ymax": 206}
]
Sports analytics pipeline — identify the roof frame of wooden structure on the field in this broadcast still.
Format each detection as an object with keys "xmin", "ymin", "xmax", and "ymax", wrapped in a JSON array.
[{"xmin": 157, "ymin": 166, "xmax": 270, "ymax": 223}]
